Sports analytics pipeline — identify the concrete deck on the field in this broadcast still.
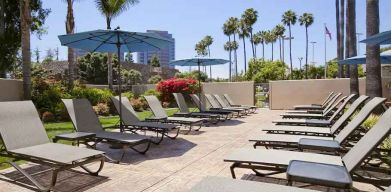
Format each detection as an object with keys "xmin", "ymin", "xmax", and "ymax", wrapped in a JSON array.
[{"xmin": 0, "ymin": 109, "xmax": 382, "ymax": 192}]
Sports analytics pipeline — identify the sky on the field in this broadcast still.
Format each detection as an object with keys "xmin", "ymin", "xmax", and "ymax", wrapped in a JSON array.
[{"xmin": 32, "ymin": 0, "xmax": 391, "ymax": 78}]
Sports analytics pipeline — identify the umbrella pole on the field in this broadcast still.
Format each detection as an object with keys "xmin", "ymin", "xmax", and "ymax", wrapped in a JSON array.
[{"xmin": 116, "ymin": 32, "xmax": 123, "ymax": 132}]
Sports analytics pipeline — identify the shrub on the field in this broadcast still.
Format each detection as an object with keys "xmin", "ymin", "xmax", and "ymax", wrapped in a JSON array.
[
  {"xmin": 246, "ymin": 59, "xmax": 287, "ymax": 83},
  {"xmin": 156, "ymin": 78, "xmax": 199, "ymax": 102},
  {"xmin": 148, "ymin": 75, "xmax": 162, "ymax": 84},
  {"xmin": 162, "ymin": 101, "xmax": 170, "ymax": 108},
  {"xmin": 362, "ymin": 114, "xmax": 381, "ymax": 130},
  {"xmin": 175, "ymin": 71, "xmax": 208, "ymax": 82},
  {"xmin": 131, "ymin": 98, "xmax": 145, "ymax": 111},
  {"xmin": 93, "ymin": 103, "xmax": 110, "ymax": 116},
  {"xmin": 41, "ymin": 111, "xmax": 55, "ymax": 122},
  {"xmin": 70, "ymin": 86, "xmax": 113, "ymax": 105},
  {"xmin": 122, "ymin": 91, "xmax": 135, "ymax": 100}
]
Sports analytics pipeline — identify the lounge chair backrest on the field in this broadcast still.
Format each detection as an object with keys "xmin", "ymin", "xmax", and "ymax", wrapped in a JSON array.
[
  {"xmin": 111, "ymin": 96, "xmax": 140, "ymax": 124},
  {"xmin": 0, "ymin": 101, "xmax": 49, "ymax": 150},
  {"xmin": 205, "ymin": 94, "xmax": 221, "ymax": 108},
  {"xmin": 144, "ymin": 95, "xmax": 168, "ymax": 118},
  {"xmin": 190, "ymin": 94, "xmax": 207, "ymax": 111},
  {"xmin": 173, "ymin": 93, "xmax": 190, "ymax": 113},
  {"xmin": 343, "ymin": 107, "xmax": 391, "ymax": 172},
  {"xmin": 329, "ymin": 95, "xmax": 369, "ymax": 133},
  {"xmin": 62, "ymin": 99, "xmax": 104, "ymax": 133},
  {"xmin": 327, "ymin": 94, "xmax": 356, "ymax": 121},
  {"xmin": 322, "ymin": 93, "xmax": 342, "ymax": 113},
  {"xmin": 323, "ymin": 96, "xmax": 347, "ymax": 116},
  {"xmin": 213, "ymin": 94, "xmax": 230, "ymax": 108},
  {"xmin": 334, "ymin": 97, "xmax": 386, "ymax": 143},
  {"xmin": 321, "ymin": 92, "xmax": 335, "ymax": 107},
  {"xmin": 223, "ymin": 94, "xmax": 237, "ymax": 106}
]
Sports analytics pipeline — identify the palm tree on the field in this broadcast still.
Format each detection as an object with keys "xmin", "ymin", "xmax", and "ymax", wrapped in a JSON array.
[
  {"xmin": 224, "ymin": 41, "xmax": 232, "ymax": 81},
  {"xmin": 228, "ymin": 17, "xmax": 239, "ymax": 77},
  {"xmin": 282, "ymin": 10, "xmax": 297, "ymax": 79},
  {"xmin": 238, "ymin": 19, "xmax": 249, "ymax": 72},
  {"xmin": 259, "ymin": 31, "xmax": 267, "ymax": 59},
  {"xmin": 336, "ymin": 0, "xmax": 345, "ymax": 78},
  {"xmin": 273, "ymin": 24, "xmax": 285, "ymax": 61},
  {"xmin": 299, "ymin": 13, "xmax": 314, "ymax": 79},
  {"xmin": 202, "ymin": 35, "xmax": 213, "ymax": 79},
  {"xmin": 252, "ymin": 32, "xmax": 261, "ymax": 58},
  {"xmin": 223, "ymin": 22, "xmax": 233, "ymax": 81},
  {"xmin": 64, "ymin": 0, "xmax": 77, "ymax": 88},
  {"xmin": 95, "ymin": 0, "xmax": 139, "ymax": 90},
  {"xmin": 241, "ymin": 8, "xmax": 258, "ymax": 58},
  {"xmin": 366, "ymin": 0, "xmax": 381, "ymax": 97},
  {"xmin": 20, "ymin": 0, "xmax": 32, "ymax": 99},
  {"xmin": 346, "ymin": 0, "xmax": 358, "ymax": 94}
]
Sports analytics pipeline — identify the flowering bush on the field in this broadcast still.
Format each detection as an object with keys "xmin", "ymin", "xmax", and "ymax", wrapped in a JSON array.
[{"xmin": 156, "ymin": 78, "xmax": 199, "ymax": 102}]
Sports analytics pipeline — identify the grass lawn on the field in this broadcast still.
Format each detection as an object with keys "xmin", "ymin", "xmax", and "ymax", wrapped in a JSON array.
[{"xmin": 0, "ymin": 108, "xmax": 179, "ymax": 170}]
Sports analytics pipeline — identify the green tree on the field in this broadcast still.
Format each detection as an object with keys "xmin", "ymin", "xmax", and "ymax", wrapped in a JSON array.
[
  {"xmin": 122, "ymin": 69, "xmax": 141, "ymax": 85},
  {"xmin": 273, "ymin": 24, "xmax": 285, "ymax": 61},
  {"xmin": 195, "ymin": 40, "xmax": 207, "ymax": 56},
  {"xmin": 148, "ymin": 75, "xmax": 162, "ymax": 84},
  {"xmin": 299, "ymin": 13, "xmax": 314, "ymax": 79},
  {"xmin": 231, "ymin": 40, "xmax": 239, "ymax": 77},
  {"xmin": 95, "ymin": 0, "xmax": 139, "ymax": 90},
  {"xmin": 202, "ymin": 35, "xmax": 213, "ymax": 79},
  {"xmin": 33, "ymin": 47, "xmax": 40, "ymax": 64},
  {"xmin": 238, "ymin": 19, "xmax": 249, "ymax": 72},
  {"xmin": 282, "ymin": 10, "xmax": 297, "ymax": 79},
  {"xmin": 268, "ymin": 30, "xmax": 278, "ymax": 61},
  {"xmin": 366, "ymin": 0, "xmax": 381, "ymax": 97},
  {"xmin": 241, "ymin": 8, "xmax": 258, "ymax": 58},
  {"xmin": 175, "ymin": 71, "xmax": 208, "ymax": 82},
  {"xmin": 125, "ymin": 52, "xmax": 134, "ymax": 63},
  {"xmin": 252, "ymin": 32, "xmax": 261, "ymax": 59},
  {"xmin": 245, "ymin": 59, "xmax": 287, "ymax": 83},
  {"xmin": 223, "ymin": 21, "xmax": 233, "ymax": 81},
  {"xmin": 20, "ymin": 0, "xmax": 32, "ymax": 99},
  {"xmin": 227, "ymin": 17, "xmax": 239, "ymax": 76},
  {"xmin": 78, "ymin": 52, "xmax": 109, "ymax": 84},
  {"xmin": 149, "ymin": 54, "xmax": 160, "ymax": 67}
]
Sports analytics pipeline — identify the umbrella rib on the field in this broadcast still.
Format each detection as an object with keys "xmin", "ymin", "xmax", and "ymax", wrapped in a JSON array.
[
  {"xmin": 92, "ymin": 33, "xmax": 117, "ymax": 52},
  {"xmin": 127, "ymin": 35, "xmax": 163, "ymax": 51}
]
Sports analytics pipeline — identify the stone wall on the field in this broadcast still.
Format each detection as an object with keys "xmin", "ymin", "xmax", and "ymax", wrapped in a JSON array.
[
  {"xmin": 269, "ymin": 78, "xmax": 391, "ymax": 109},
  {"xmin": 0, "ymin": 79, "xmax": 23, "ymax": 101},
  {"xmin": 202, "ymin": 81, "xmax": 255, "ymax": 105}
]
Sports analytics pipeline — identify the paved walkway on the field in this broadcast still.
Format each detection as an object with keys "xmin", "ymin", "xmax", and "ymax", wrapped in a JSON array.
[{"xmin": 0, "ymin": 109, "xmax": 381, "ymax": 192}]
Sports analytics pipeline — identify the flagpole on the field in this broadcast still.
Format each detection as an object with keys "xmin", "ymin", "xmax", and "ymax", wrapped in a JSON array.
[{"xmin": 324, "ymin": 23, "xmax": 327, "ymax": 79}]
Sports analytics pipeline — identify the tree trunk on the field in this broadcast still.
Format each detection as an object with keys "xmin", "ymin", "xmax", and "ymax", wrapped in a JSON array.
[
  {"xmin": 242, "ymin": 37, "xmax": 247, "ymax": 73},
  {"xmin": 366, "ymin": 0, "xmax": 381, "ymax": 97},
  {"xmin": 250, "ymin": 30, "xmax": 255, "ymax": 58},
  {"xmin": 271, "ymin": 42, "xmax": 274, "ymax": 61},
  {"xmin": 346, "ymin": 0, "xmax": 358, "ymax": 94},
  {"xmin": 289, "ymin": 25, "xmax": 293, "ymax": 79},
  {"xmin": 336, "ymin": 0, "xmax": 343, "ymax": 77},
  {"xmin": 262, "ymin": 42, "xmax": 265, "ymax": 59},
  {"xmin": 0, "ymin": 0, "xmax": 5, "ymax": 77},
  {"xmin": 228, "ymin": 36, "xmax": 232, "ymax": 82},
  {"xmin": 340, "ymin": 0, "xmax": 346, "ymax": 77},
  {"xmin": 279, "ymin": 37, "xmax": 282, "ymax": 61},
  {"xmin": 305, "ymin": 27, "xmax": 309, "ymax": 79},
  {"xmin": 208, "ymin": 46, "xmax": 212, "ymax": 80},
  {"xmin": 66, "ymin": 0, "xmax": 75, "ymax": 88},
  {"xmin": 20, "ymin": 0, "xmax": 31, "ymax": 99},
  {"xmin": 233, "ymin": 34, "xmax": 238, "ymax": 77}
]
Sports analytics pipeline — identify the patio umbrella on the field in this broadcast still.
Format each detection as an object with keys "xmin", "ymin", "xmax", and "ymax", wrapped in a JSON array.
[
  {"xmin": 338, "ymin": 52, "xmax": 391, "ymax": 65},
  {"xmin": 58, "ymin": 28, "xmax": 172, "ymax": 129},
  {"xmin": 169, "ymin": 58, "xmax": 230, "ymax": 109},
  {"xmin": 360, "ymin": 30, "xmax": 391, "ymax": 45}
]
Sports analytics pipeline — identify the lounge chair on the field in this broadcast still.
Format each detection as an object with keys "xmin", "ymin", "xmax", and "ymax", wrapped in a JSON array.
[
  {"xmin": 251, "ymin": 97, "xmax": 386, "ymax": 151},
  {"xmin": 0, "ymin": 101, "xmax": 105, "ymax": 191},
  {"xmin": 62, "ymin": 99, "xmax": 152, "ymax": 161},
  {"xmin": 293, "ymin": 92, "xmax": 335, "ymax": 110},
  {"xmin": 143, "ymin": 95, "xmax": 204, "ymax": 134},
  {"xmin": 213, "ymin": 94, "xmax": 251, "ymax": 113},
  {"xmin": 225, "ymin": 107, "xmax": 391, "ymax": 189},
  {"xmin": 204, "ymin": 94, "xmax": 245, "ymax": 117},
  {"xmin": 280, "ymin": 94, "xmax": 346, "ymax": 119},
  {"xmin": 190, "ymin": 176, "xmax": 318, "ymax": 192},
  {"xmin": 189, "ymin": 94, "xmax": 233, "ymax": 120},
  {"xmin": 111, "ymin": 96, "xmax": 180, "ymax": 144},
  {"xmin": 272, "ymin": 95, "xmax": 367, "ymax": 126},
  {"xmin": 223, "ymin": 94, "xmax": 257, "ymax": 113},
  {"xmin": 172, "ymin": 93, "xmax": 220, "ymax": 123},
  {"xmin": 284, "ymin": 94, "xmax": 342, "ymax": 115}
]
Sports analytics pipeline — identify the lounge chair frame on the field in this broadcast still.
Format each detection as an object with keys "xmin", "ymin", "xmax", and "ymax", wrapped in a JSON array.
[{"xmin": 190, "ymin": 94, "xmax": 233, "ymax": 120}]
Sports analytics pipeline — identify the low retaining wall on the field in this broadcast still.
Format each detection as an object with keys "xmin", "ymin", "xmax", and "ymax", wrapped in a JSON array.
[
  {"xmin": 202, "ymin": 81, "xmax": 255, "ymax": 105},
  {"xmin": 270, "ymin": 78, "xmax": 391, "ymax": 110},
  {"xmin": 0, "ymin": 79, "xmax": 23, "ymax": 101},
  {"xmin": 131, "ymin": 84, "xmax": 157, "ymax": 95}
]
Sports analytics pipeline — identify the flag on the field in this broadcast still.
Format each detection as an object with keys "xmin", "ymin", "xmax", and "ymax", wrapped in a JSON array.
[{"xmin": 325, "ymin": 26, "xmax": 332, "ymax": 40}]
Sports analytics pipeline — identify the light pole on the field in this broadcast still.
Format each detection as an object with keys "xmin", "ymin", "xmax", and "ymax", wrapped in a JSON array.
[
  {"xmin": 298, "ymin": 57, "xmax": 303, "ymax": 79},
  {"xmin": 310, "ymin": 41, "xmax": 317, "ymax": 64},
  {"xmin": 356, "ymin": 33, "xmax": 363, "ymax": 55}
]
